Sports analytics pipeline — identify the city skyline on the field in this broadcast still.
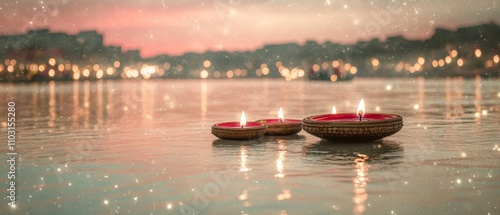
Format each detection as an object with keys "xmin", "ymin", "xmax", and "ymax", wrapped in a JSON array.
[{"xmin": 1, "ymin": 0, "xmax": 499, "ymax": 57}]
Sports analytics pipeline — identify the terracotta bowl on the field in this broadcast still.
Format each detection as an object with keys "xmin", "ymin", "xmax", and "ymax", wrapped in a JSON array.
[
  {"xmin": 212, "ymin": 122, "xmax": 267, "ymax": 140},
  {"xmin": 302, "ymin": 114, "xmax": 403, "ymax": 142},
  {"xmin": 255, "ymin": 119, "xmax": 302, "ymax": 136}
]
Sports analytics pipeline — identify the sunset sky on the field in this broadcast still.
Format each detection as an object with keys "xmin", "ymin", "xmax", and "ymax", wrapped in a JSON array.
[{"xmin": 1, "ymin": 0, "xmax": 499, "ymax": 57}]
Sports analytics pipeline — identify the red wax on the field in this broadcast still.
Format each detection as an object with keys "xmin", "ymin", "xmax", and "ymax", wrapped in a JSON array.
[
  {"xmin": 215, "ymin": 121, "xmax": 264, "ymax": 128},
  {"xmin": 311, "ymin": 113, "xmax": 398, "ymax": 122},
  {"xmin": 260, "ymin": 119, "xmax": 302, "ymax": 124}
]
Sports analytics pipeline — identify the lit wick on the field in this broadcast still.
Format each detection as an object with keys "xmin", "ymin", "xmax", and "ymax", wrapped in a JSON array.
[
  {"xmin": 278, "ymin": 107, "xmax": 284, "ymax": 123},
  {"xmin": 332, "ymin": 105, "xmax": 337, "ymax": 114},
  {"xmin": 357, "ymin": 99, "xmax": 365, "ymax": 122},
  {"xmin": 240, "ymin": 111, "xmax": 246, "ymax": 128}
]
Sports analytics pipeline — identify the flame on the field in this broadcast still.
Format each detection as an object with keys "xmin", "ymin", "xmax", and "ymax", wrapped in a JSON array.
[
  {"xmin": 240, "ymin": 111, "xmax": 246, "ymax": 128},
  {"xmin": 357, "ymin": 99, "xmax": 365, "ymax": 120},
  {"xmin": 332, "ymin": 105, "xmax": 337, "ymax": 114},
  {"xmin": 278, "ymin": 107, "xmax": 284, "ymax": 122}
]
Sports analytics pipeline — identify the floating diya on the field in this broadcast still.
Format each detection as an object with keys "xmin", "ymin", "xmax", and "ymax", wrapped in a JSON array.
[
  {"xmin": 303, "ymin": 99, "xmax": 403, "ymax": 142},
  {"xmin": 256, "ymin": 107, "xmax": 302, "ymax": 135},
  {"xmin": 212, "ymin": 111, "xmax": 267, "ymax": 140}
]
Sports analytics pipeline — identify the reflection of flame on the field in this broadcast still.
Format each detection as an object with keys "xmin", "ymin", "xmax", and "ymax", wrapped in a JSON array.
[
  {"xmin": 353, "ymin": 153, "xmax": 369, "ymax": 215},
  {"xmin": 332, "ymin": 105, "xmax": 337, "ymax": 114},
  {"xmin": 357, "ymin": 99, "xmax": 365, "ymax": 120},
  {"xmin": 275, "ymin": 151, "xmax": 285, "ymax": 178},
  {"xmin": 278, "ymin": 107, "xmax": 284, "ymax": 122},
  {"xmin": 240, "ymin": 147, "xmax": 249, "ymax": 173},
  {"xmin": 240, "ymin": 111, "xmax": 246, "ymax": 128},
  {"xmin": 277, "ymin": 189, "xmax": 292, "ymax": 201}
]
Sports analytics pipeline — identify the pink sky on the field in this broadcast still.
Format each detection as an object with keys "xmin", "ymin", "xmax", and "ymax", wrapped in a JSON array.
[{"xmin": 1, "ymin": 0, "xmax": 499, "ymax": 57}]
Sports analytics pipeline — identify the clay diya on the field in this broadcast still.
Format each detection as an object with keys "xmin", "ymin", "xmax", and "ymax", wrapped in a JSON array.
[
  {"xmin": 256, "ymin": 107, "xmax": 302, "ymax": 135},
  {"xmin": 302, "ymin": 99, "xmax": 403, "ymax": 142},
  {"xmin": 212, "ymin": 111, "xmax": 267, "ymax": 140}
]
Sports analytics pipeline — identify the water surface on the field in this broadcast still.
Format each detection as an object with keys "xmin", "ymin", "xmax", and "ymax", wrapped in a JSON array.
[{"xmin": 1, "ymin": 78, "xmax": 499, "ymax": 214}]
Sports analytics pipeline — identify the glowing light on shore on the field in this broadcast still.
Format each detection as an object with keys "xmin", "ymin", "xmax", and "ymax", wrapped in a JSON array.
[
  {"xmin": 48, "ymin": 69, "xmax": 55, "ymax": 77},
  {"xmin": 350, "ymin": 66, "xmax": 357, "ymax": 74},
  {"xmin": 475, "ymin": 49, "xmax": 482, "ymax": 58},
  {"xmin": 450, "ymin": 50, "xmax": 458, "ymax": 58},
  {"xmin": 432, "ymin": 60, "xmax": 438, "ymax": 67},
  {"xmin": 344, "ymin": 63, "xmax": 352, "ymax": 71},
  {"xmin": 73, "ymin": 72, "xmax": 80, "ymax": 80},
  {"xmin": 494, "ymin": 55, "xmax": 499, "ymax": 63},
  {"xmin": 438, "ymin": 59, "xmax": 445, "ymax": 67},
  {"xmin": 262, "ymin": 67, "xmax": 269, "ymax": 75},
  {"xmin": 445, "ymin": 56, "xmax": 452, "ymax": 64},
  {"xmin": 39, "ymin": 64, "xmax": 46, "ymax": 72},
  {"xmin": 371, "ymin": 58, "xmax": 380, "ymax": 67},
  {"xmin": 106, "ymin": 67, "xmax": 114, "ymax": 75},
  {"xmin": 48, "ymin": 58, "xmax": 56, "ymax": 66},
  {"xmin": 330, "ymin": 74, "xmax": 338, "ymax": 82},
  {"xmin": 200, "ymin": 70, "xmax": 208, "ymax": 79},
  {"xmin": 457, "ymin": 58, "xmax": 464, "ymax": 67},
  {"xmin": 113, "ymin": 61, "xmax": 121, "ymax": 68},
  {"xmin": 203, "ymin": 60, "xmax": 211, "ymax": 68},
  {"xmin": 312, "ymin": 64, "xmax": 320, "ymax": 72},
  {"xmin": 332, "ymin": 60, "xmax": 339, "ymax": 68},
  {"xmin": 417, "ymin": 57, "xmax": 425, "ymax": 65},
  {"xmin": 96, "ymin": 69, "xmax": 103, "ymax": 79},
  {"xmin": 83, "ymin": 69, "xmax": 90, "ymax": 77}
]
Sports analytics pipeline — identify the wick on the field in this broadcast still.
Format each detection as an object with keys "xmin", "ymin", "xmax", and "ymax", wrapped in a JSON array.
[
  {"xmin": 279, "ymin": 119, "xmax": 283, "ymax": 123},
  {"xmin": 359, "ymin": 115, "xmax": 362, "ymax": 122},
  {"xmin": 241, "ymin": 125, "xmax": 244, "ymax": 128}
]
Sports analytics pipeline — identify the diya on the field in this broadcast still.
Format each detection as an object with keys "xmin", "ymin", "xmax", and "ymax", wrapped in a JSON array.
[
  {"xmin": 302, "ymin": 99, "xmax": 403, "ymax": 142},
  {"xmin": 256, "ymin": 107, "xmax": 302, "ymax": 136},
  {"xmin": 212, "ymin": 111, "xmax": 267, "ymax": 140}
]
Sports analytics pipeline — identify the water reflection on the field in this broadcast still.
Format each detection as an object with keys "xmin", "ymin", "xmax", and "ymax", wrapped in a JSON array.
[
  {"xmin": 353, "ymin": 153, "xmax": 369, "ymax": 215},
  {"xmin": 240, "ymin": 146, "xmax": 250, "ymax": 173},
  {"xmin": 302, "ymin": 140, "xmax": 403, "ymax": 165},
  {"xmin": 261, "ymin": 134, "xmax": 306, "ymax": 142},
  {"xmin": 275, "ymin": 140, "xmax": 287, "ymax": 178},
  {"xmin": 474, "ymin": 75, "xmax": 482, "ymax": 122},
  {"xmin": 212, "ymin": 139, "xmax": 264, "ymax": 147},
  {"xmin": 444, "ymin": 77, "xmax": 464, "ymax": 119},
  {"xmin": 303, "ymin": 141, "xmax": 402, "ymax": 215}
]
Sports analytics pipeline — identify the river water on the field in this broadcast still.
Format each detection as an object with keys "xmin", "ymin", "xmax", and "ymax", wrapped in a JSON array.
[{"xmin": 1, "ymin": 78, "xmax": 499, "ymax": 214}]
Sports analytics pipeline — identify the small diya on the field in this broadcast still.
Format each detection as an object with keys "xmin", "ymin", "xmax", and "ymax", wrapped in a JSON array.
[
  {"xmin": 303, "ymin": 99, "xmax": 403, "ymax": 142},
  {"xmin": 256, "ymin": 107, "xmax": 302, "ymax": 135},
  {"xmin": 212, "ymin": 111, "xmax": 267, "ymax": 140}
]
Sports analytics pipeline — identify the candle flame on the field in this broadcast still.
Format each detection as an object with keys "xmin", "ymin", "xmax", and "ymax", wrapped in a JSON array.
[
  {"xmin": 240, "ymin": 111, "xmax": 246, "ymax": 128},
  {"xmin": 357, "ymin": 99, "xmax": 365, "ymax": 121},
  {"xmin": 278, "ymin": 107, "xmax": 284, "ymax": 122},
  {"xmin": 332, "ymin": 105, "xmax": 337, "ymax": 114}
]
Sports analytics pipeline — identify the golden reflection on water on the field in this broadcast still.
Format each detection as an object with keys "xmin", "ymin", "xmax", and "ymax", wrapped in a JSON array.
[
  {"xmin": 49, "ymin": 81, "xmax": 56, "ymax": 128},
  {"xmin": 474, "ymin": 76, "xmax": 482, "ymax": 122},
  {"xmin": 444, "ymin": 77, "xmax": 464, "ymax": 119},
  {"xmin": 72, "ymin": 81, "xmax": 79, "ymax": 128},
  {"xmin": 97, "ymin": 81, "xmax": 103, "ymax": 125},
  {"xmin": 201, "ymin": 80, "xmax": 207, "ymax": 119},
  {"xmin": 353, "ymin": 154, "xmax": 369, "ymax": 215},
  {"xmin": 240, "ymin": 146, "xmax": 250, "ymax": 174},
  {"xmin": 83, "ymin": 81, "xmax": 90, "ymax": 128},
  {"xmin": 275, "ymin": 140, "xmax": 287, "ymax": 178},
  {"xmin": 417, "ymin": 77, "xmax": 424, "ymax": 113}
]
